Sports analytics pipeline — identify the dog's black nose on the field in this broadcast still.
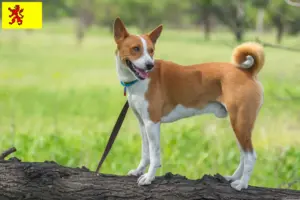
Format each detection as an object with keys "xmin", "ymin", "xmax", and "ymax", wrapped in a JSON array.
[{"xmin": 146, "ymin": 63, "xmax": 154, "ymax": 70}]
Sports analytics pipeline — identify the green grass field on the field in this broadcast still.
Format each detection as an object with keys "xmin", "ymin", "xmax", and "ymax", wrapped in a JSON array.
[{"xmin": 0, "ymin": 20, "xmax": 299, "ymax": 190}]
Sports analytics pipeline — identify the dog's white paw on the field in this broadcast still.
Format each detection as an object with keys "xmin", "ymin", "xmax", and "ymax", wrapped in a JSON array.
[
  {"xmin": 137, "ymin": 173, "xmax": 155, "ymax": 186},
  {"xmin": 128, "ymin": 169, "xmax": 144, "ymax": 177},
  {"xmin": 230, "ymin": 180, "xmax": 248, "ymax": 191},
  {"xmin": 224, "ymin": 175, "xmax": 239, "ymax": 182}
]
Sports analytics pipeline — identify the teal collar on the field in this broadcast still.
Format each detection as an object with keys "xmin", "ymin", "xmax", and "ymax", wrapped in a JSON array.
[
  {"xmin": 120, "ymin": 80, "xmax": 139, "ymax": 96},
  {"xmin": 120, "ymin": 79, "xmax": 139, "ymax": 87}
]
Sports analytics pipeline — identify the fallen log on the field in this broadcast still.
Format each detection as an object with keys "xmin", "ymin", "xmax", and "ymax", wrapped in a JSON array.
[
  {"xmin": 0, "ymin": 149, "xmax": 300, "ymax": 200},
  {"xmin": 255, "ymin": 38, "xmax": 300, "ymax": 52}
]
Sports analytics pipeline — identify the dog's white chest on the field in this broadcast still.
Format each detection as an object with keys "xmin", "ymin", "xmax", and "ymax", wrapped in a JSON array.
[{"xmin": 126, "ymin": 80, "xmax": 150, "ymax": 117}]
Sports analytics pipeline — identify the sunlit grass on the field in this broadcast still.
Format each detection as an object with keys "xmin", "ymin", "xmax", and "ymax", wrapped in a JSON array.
[{"xmin": 0, "ymin": 20, "xmax": 299, "ymax": 190}]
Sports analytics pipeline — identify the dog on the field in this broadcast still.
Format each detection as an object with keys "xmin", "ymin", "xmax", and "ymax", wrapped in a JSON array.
[{"xmin": 113, "ymin": 17, "xmax": 264, "ymax": 191}]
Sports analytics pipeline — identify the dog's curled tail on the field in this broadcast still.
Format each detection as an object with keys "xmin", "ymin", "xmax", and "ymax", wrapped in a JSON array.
[{"xmin": 231, "ymin": 42, "xmax": 265, "ymax": 76}]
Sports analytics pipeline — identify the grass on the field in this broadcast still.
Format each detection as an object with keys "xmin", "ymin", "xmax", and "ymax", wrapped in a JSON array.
[{"xmin": 0, "ymin": 19, "xmax": 300, "ymax": 190}]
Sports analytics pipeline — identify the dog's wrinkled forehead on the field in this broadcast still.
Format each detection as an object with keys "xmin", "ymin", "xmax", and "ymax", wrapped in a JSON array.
[
  {"xmin": 118, "ymin": 35, "xmax": 142, "ymax": 50},
  {"xmin": 118, "ymin": 35, "xmax": 154, "ymax": 60}
]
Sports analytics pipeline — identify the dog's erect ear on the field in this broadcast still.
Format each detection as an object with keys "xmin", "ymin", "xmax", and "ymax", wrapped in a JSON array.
[
  {"xmin": 113, "ymin": 17, "xmax": 129, "ymax": 43},
  {"xmin": 148, "ymin": 25, "xmax": 163, "ymax": 44}
]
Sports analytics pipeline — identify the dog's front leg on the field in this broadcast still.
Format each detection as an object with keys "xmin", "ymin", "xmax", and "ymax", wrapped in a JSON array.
[
  {"xmin": 138, "ymin": 121, "xmax": 161, "ymax": 186},
  {"xmin": 128, "ymin": 119, "xmax": 150, "ymax": 176}
]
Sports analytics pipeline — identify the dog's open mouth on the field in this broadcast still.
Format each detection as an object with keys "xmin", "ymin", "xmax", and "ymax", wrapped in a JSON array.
[{"xmin": 125, "ymin": 59, "xmax": 149, "ymax": 80}]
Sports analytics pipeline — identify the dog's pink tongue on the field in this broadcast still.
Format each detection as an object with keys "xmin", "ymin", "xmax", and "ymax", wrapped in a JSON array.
[{"xmin": 136, "ymin": 68, "xmax": 149, "ymax": 79}]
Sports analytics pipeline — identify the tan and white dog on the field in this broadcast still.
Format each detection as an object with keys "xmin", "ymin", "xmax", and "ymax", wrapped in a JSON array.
[{"xmin": 113, "ymin": 17, "xmax": 264, "ymax": 191}]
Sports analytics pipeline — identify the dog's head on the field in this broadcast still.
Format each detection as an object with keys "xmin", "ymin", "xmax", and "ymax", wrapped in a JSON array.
[{"xmin": 113, "ymin": 17, "xmax": 163, "ymax": 80}]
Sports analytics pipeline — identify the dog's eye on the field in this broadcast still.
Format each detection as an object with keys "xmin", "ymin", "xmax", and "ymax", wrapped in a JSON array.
[
  {"xmin": 132, "ymin": 46, "xmax": 140, "ymax": 52},
  {"xmin": 149, "ymin": 48, "xmax": 154, "ymax": 54}
]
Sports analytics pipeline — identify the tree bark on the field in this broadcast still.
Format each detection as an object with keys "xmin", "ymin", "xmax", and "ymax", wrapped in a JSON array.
[
  {"xmin": 273, "ymin": 15, "xmax": 284, "ymax": 44},
  {"xmin": 235, "ymin": 0, "xmax": 245, "ymax": 42},
  {"xmin": 202, "ymin": 8, "xmax": 211, "ymax": 41},
  {"xmin": 0, "ymin": 158, "xmax": 300, "ymax": 200},
  {"xmin": 256, "ymin": 8, "xmax": 265, "ymax": 37},
  {"xmin": 199, "ymin": 0, "xmax": 213, "ymax": 41},
  {"xmin": 75, "ymin": 0, "xmax": 94, "ymax": 45}
]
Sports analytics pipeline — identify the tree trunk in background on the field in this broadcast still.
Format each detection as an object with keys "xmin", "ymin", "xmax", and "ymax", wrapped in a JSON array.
[
  {"xmin": 1, "ymin": 159, "xmax": 300, "ymax": 200},
  {"xmin": 256, "ymin": 8, "xmax": 265, "ymax": 37},
  {"xmin": 271, "ymin": 2, "xmax": 288, "ymax": 44},
  {"xmin": 137, "ymin": 3, "xmax": 150, "ymax": 32},
  {"xmin": 104, "ymin": 5, "xmax": 114, "ymax": 33},
  {"xmin": 76, "ymin": 21, "xmax": 85, "ymax": 45},
  {"xmin": 276, "ymin": 21, "xmax": 284, "ymax": 44},
  {"xmin": 235, "ymin": 0, "xmax": 245, "ymax": 42},
  {"xmin": 273, "ymin": 15, "xmax": 284, "ymax": 44},
  {"xmin": 138, "ymin": 16, "xmax": 147, "ymax": 32},
  {"xmin": 200, "ymin": 0, "xmax": 213, "ymax": 41},
  {"xmin": 75, "ymin": 0, "xmax": 94, "ymax": 45},
  {"xmin": 202, "ymin": 8, "xmax": 211, "ymax": 40}
]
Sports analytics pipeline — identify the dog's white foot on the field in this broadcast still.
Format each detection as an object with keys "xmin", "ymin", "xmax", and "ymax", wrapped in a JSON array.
[
  {"xmin": 128, "ymin": 168, "xmax": 144, "ymax": 177},
  {"xmin": 230, "ymin": 180, "xmax": 248, "ymax": 191},
  {"xmin": 224, "ymin": 175, "xmax": 239, "ymax": 182},
  {"xmin": 137, "ymin": 173, "xmax": 155, "ymax": 186}
]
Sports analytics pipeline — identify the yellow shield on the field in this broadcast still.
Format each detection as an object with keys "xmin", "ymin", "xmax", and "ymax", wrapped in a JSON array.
[{"xmin": 2, "ymin": 2, "xmax": 43, "ymax": 29}]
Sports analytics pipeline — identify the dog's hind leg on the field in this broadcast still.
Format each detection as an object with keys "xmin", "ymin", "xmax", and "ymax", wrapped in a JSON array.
[
  {"xmin": 224, "ymin": 143, "xmax": 244, "ymax": 182},
  {"xmin": 225, "ymin": 104, "xmax": 258, "ymax": 191}
]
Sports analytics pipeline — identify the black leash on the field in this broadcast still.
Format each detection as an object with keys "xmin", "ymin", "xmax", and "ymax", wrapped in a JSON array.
[{"xmin": 95, "ymin": 100, "xmax": 129, "ymax": 173}]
